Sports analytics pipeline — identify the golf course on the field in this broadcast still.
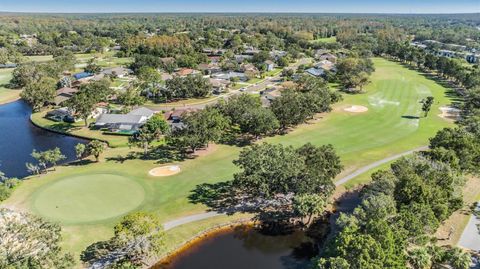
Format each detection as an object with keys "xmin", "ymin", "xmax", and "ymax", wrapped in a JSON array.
[{"xmin": 2, "ymin": 58, "xmax": 456, "ymax": 261}]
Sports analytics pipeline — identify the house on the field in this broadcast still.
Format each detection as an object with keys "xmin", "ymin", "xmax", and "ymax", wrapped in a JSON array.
[
  {"xmin": 315, "ymin": 60, "xmax": 336, "ymax": 72},
  {"xmin": 318, "ymin": 53, "xmax": 337, "ymax": 63},
  {"xmin": 306, "ymin": 68, "xmax": 325, "ymax": 77},
  {"xmin": 269, "ymin": 50, "xmax": 287, "ymax": 60},
  {"xmin": 175, "ymin": 68, "xmax": 200, "ymax": 77},
  {"xmin": 164, "ymin": 108, "xmax": 197, "ymax": 122},
  {"xmin": 264, "ymin": 60, "xmax": 275, "ymax": 71},
  {"xmin": 94, "ymin": 107, "xmax": 155, "ymax": 133},
  {"xmin": 0, "ymin": 63, "xmax": 17, "ymax": 69},
  {"xmin": 437, "ymin": 50, "xmax": 455, "ymax": 58},
  {"xmin": 73, "ymin": 72, "xmax": 94, "ymax": 80},
  {"xmin": 243, "ymin": 46, "xmax": 260, "ymax": 55},
  {"xmin": 466, "ymin": 54, "xmax": 479, "ymax": 64},
  {"xmin": 54, "ymin": 87, "xmax": 78, "ymax": 105},
  {"xmin": 198, "ymin": 63, "xmax": 221, "ymax": 75},
  {"xmin": 234, "ymin": 54, "xmax": 253, "ymax": 63},
  {"xmin": 101, "ymin": 67, "xmax": 133, "ymax": 78},
  {"xmin": 211, "ymin": 71, "xmax": 248, "ymax": 82},
  {"xmin": 46, "ymin": 107, "xmax": 74, "ymax": 122},
  {"xmin": 210, "ymin": 78, "xmax": 231, "ymax": 94}
]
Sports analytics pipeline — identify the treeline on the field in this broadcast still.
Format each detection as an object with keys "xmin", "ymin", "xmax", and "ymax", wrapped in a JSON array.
[
  {"xmin": 314, "ymin": 62, "xmax": 480, "ymax": 269},
  {"xmin": 165, "ymin": 75, "xmax": 340, "ymax": 153}
]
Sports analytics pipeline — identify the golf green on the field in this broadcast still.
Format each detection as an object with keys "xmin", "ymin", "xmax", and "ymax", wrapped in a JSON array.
[{"xmin": 32, "ymin": 174, "xmax": 145, "ymax": 224}]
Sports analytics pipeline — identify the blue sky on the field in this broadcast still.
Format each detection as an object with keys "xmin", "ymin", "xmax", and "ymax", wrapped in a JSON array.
[{"xmin": 0, "ymin": 0, "xmax": 479, "ymax": 13}]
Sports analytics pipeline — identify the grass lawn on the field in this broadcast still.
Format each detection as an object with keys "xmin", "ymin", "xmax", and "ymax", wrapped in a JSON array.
[
  {"xmin": 310, "ymin": 36, "xmax": 337, "ymax": 43},
  {"xmin": 2, "ymin": 58, "xmax": 456, "ymax": 263},
  {"xmin": 0, "ymin": 68, "xmax": 21, "ymax": 104},
  {"xmin": 247, "ymin": 77, "xmax": 264, "ymax": 84},
  {"xmin": 265, "ymin": 68, "xmax": 282, "ymax": 77},
  {"xmin": 31, "ymin": 110, "xmax": 130, "ymax": 147}
]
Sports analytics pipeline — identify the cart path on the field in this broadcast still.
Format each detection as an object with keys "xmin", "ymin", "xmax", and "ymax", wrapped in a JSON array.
[
  {"xmin": 162, "ymin": 146, "xmax": 428, "ymax": 231},
  {"xmin": 458, "ymin": 203, "xmax": 480, "ymax": 251}
]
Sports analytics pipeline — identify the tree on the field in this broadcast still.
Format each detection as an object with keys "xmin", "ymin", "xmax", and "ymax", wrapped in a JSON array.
[
  {"xmin": 87, "ymin": 140, "xmax": 106, "ymax": 162},
  {"xmin": 129, "ymin": 114, "xmax": 169, "ymax": 155},
  {"xmin": 31, "ymin": 147, "xmax": 66, "ymax": 172},
  {"xmin": 84, "ymin": 58, "xmax": 101, "ymax": 74},
  {"xmin": 230, "ymin": 143, "xmax": 341, "ymax": 222},
  {"xmin": 75, "ymin": 143, "xmax": 86, "ymax": 160},
  {"xmin": 67, "ymin": 90, "xmax": 97, "ymax": 126},
  {"xmin": 293, "ymin": 193, "xmax": 326, "ymax": 225},
  {"xmin": 137, "ymin": 66, "xmax": 163, "ymax": 100},
  {"xmin": 21, "ymin": 77, "xmax": 57, "ymax": 111},
  {"xmin": 446, "ymin": 247, "xmax": 471, "ymax": 269},
  {"xmin": 335, "ymin": 57, "xmax": 374, "ymax": 92},
  {"xmin": 0, "ymin": 208, "xmax": 74, "ymax": 269},
  {"xmin": 81, "ymin": 212, "xmax": 165, "ymax": 268},
  {"xmin": 421, "ymin": 96, "xmax": 434, "ymax": 117},
  {"xmin": 117, "ymin": 86, "xmax": 146, "ymax": 111},
  {"xmin": 408, "ymin": 247, "xmax": 432, "ymax": 269},
  {"xmin": 167, "ymin": 107, "xmax": 229, "ymax": 153}
]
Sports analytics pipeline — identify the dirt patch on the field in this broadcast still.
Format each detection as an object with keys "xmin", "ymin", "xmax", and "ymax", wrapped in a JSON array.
[
  {"xmin": 149, "ymin": 165, "xmax": 181, "ymax": 177},
  {"xmin": 438, "ymin": 106, "xmax": 461, "ymax": 121},
  {"xmin": 344, "ymin": 105, "xmax": 368, "ymax": 113}
]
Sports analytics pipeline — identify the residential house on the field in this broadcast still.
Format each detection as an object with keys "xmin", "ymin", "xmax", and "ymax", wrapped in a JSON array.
[
  {"xmin": 46, "ymin": 107, "xmax": 74, "ymax": 122},
  {"xmin": 243, "ymin": 46, "xmax": 260, "ymax": 55},
  {"xmin": 234, "ymin": 54, "xmax": 253, "ymax": 63},
  {"xmin": 466, "ymin": 53, "xmax": 479, "ymax": 64},
  {"xmin": 210, "ymin": 78, "xmax": 231, "ymax": 94},
  {"xmin": 305, "ymin": 68, "xmax": 325, "ymax": 77},
  {"xmin": 54, "ymin": 87, "xmax": 78, "ymax": 105},
  {"xmin": 198, "ymin": 63, "xmax": 221, "ymax": 75},
  {"xmin": 101, "ymin": 67, "xmax": 133, "ymax": 78},
  {"xmin": 175, "ymin": 68, "xmax": 200, "ymax": 77},
  {"xmin": 269, "ymin": 50, "xmax": 287, "ymax": 60},
  {"xmin": 212, "ymin": 71, "xmax": 248, "ymax": 82},
  {"xmin": 315, "ymin": 60, "xmax": 336, "ymax": 72},
  {"xmin": 437, "ymin": 50, "xmax": 455, "ymax": 58},
  {"xmin": 94, "ymin": 107, "xmax": 156, "ymax": 133},
  {"xmin": 318, "ymin": 53, "xmax": 337, "ymax": 63},
  {"xmin": 264, "ymin": 60, "xmax": 275, "ymax": 71}
]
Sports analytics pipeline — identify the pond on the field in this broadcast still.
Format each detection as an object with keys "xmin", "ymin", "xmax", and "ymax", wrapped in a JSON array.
[
  {"xmin": 0, "ymin": 100, "xmax": 87, "ymax": 178},
  {"xmin": 155, "ymin": 225, "xmax": 317, "ymax": 269}
]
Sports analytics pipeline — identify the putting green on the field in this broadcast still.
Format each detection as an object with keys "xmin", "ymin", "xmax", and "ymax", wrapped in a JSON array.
[{"xmin": 32, "ymin": 174, "xmax": 145, "ymax": 224}]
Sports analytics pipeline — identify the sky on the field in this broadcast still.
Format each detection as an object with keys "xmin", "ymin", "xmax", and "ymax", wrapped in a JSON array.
[{"xmin": 0, "ymin": 0, "xmax": 479, "ymax": 14}]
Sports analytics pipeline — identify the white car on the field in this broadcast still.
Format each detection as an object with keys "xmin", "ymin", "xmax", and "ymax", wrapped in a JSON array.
[{"xmin": 239, "ymin": 88, "xmax": 246, "ymax": 92}]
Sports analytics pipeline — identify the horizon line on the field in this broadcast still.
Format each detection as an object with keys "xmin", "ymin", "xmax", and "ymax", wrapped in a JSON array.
[{"xmin": 0, "ymin": 11, "xmax": 479, "ymax": 15}]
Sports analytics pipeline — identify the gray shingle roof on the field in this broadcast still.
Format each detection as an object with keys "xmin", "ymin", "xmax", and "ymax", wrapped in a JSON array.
[
  {"xmin": 128, "ymin": 107, "xmax": 155, "ymax": 117},
  {"xmin": 95, "ymin": 114, "xmax": 144, "ymax": 125}
]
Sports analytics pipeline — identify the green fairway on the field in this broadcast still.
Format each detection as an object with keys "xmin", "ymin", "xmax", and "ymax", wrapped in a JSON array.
[
  {"xmin": 310, "ymin": 36, "xmax": 337, "ymax": 43},
  {"xmin": 0, "ymin": 68, "xmax": 20, "ymax": 104},
  {"xmin": 2, "ymin": 58, "xmax": 456, "ymax": 259},
  {"xmin": 32, "ymin": 174, "xmax": 145, "ymax": 224}
]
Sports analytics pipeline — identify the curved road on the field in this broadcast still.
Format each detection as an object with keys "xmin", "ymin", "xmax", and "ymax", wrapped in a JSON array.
[{"xmin": 163, "ymin": 146, "xmax": 428, "ymax": 231}]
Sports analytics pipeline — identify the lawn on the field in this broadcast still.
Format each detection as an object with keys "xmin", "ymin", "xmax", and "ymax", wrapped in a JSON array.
[
  {"xmin": 264, "ymin": 68, "xmax": 282, "ymax": 77},
  {"xmin": 310, "ymin": 36, "xmax": 337, "ymax": 43},
  {"xmin": 31, "ymin": 110, "xmax": 130, "ymax": 147},
  {"xmin": 0, "ymin": 68, "xmax": 21, "ymax": 104},
  {"xmin": 2, "ymin": 58, "xmax": 456, "ymax": 263}
]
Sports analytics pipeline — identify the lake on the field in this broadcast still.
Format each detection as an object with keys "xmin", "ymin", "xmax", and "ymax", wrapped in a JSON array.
[
  {"xmin": 0, "ymin": 100, "xmax": 87, "ymax": 178},
  {"xmin": 156, "ymin": 225, "xmax": 317, "ymax": 269}
]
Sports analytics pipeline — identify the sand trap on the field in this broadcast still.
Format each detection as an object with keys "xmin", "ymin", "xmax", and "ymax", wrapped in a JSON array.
[
  {"xmin": 344, "ymin": 105, "xmax": 368, "ymax": 113},
  {"xmin": 439, "ymin": 106, "xmax": 461, "ymax": 120},
  {"xmin": 149, "ymin": 165, "xmax": 181, "ymax": 177}
]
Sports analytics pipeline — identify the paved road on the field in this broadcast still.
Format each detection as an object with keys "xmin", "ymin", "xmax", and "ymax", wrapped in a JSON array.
[
  {"xmin": 334, "ymin": 146, "xmax": 428, "ymax": 186},
  {"xmin": 147, "ymin": 58, "xmax": 312, "ymax": 112},
  {"xmin": 458, "ymin": 203, "xmax": 480, "ymax": 251},
  {"xmin": 162, "ymin": 146, "xmax": 427, "ymax": 231}
]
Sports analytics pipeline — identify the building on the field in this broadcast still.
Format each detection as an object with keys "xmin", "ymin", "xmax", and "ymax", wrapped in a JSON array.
[
  {"xmin": 212, "ymin": 71, "xmax": 248, "ymax": 82},
  {"xmin": 315, "ymin": 60, "xmax": 336, "ymax": 72},
  {"xmin": 437, "ymin": 50, "xmax": 455, "ymax": 58},
  {"xmin": 318, "ymin": 53, "xmax": 337, "ymax": 63},
  {"xmin": 210, "ymin": 78, "xmax": 231, "ymax": 94},
  {"xmin": 54, "ymin": 87, "xmax": 79, "ymax": 105},
  {"xmin": 175, "ymin": 68, "xmax": 200, "ymax": 77},
  {"xmin": 466, "ymin": 54, "xmax": 479, "ymax": 64},
  {"xmin": 305, "ymin": 68, "xmax": 325, "ymax": 77},
  {"xmin": 94, "ymin": 107, "xmax": 156, "ymax": 133},
  {"xmin": 264, "ymin": 60, "xmax": 275, "ymax": 71},
  {"xmin": 73, "ymin": 72, "xmax": 94, "ymax": 80},
  {"xmin": 101, "ymin": 67, "xmax": 133, "ymax": 78}
]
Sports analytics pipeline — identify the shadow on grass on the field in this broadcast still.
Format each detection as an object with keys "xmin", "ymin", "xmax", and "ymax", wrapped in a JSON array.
[{"xmin": 402, "ymin": 115, "xmax": 420, "ymax": 119}]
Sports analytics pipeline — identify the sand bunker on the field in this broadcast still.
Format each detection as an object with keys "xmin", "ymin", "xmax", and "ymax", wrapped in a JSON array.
[
  {"xmin": 344, "ymin": 105, "xmax": 368, "ymax": 113},
  {"xmin": 149, "ymin": 165, "xmax": 181, "ymax": 177},
  {"xmin": 439, "ymin": 106, "xmax": 461, "ymax": 120}
]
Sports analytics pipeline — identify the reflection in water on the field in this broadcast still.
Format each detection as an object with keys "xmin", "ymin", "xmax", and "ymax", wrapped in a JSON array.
[
  {"xmin": 156, "ymin": 225, "xmax": 316, "ymax": 269},
  {"xmin": 0, "ymin": 100, "xmax": 87, "ymax": 178}
]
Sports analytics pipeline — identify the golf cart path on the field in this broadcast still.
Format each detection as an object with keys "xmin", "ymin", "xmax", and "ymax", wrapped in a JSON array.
[
  {"xmin": 458, "ymin": 203, "xmax": 480, "ymax": 251},
  {"xmin": 163, "ymin": 146, "xmax": 428, "ymax": 231}
]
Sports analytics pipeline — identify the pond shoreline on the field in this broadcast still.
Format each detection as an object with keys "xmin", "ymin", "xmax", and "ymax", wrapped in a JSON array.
[{"xmin": 151, "ymin": 218, "xmax": 252, "ymax": 269}]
